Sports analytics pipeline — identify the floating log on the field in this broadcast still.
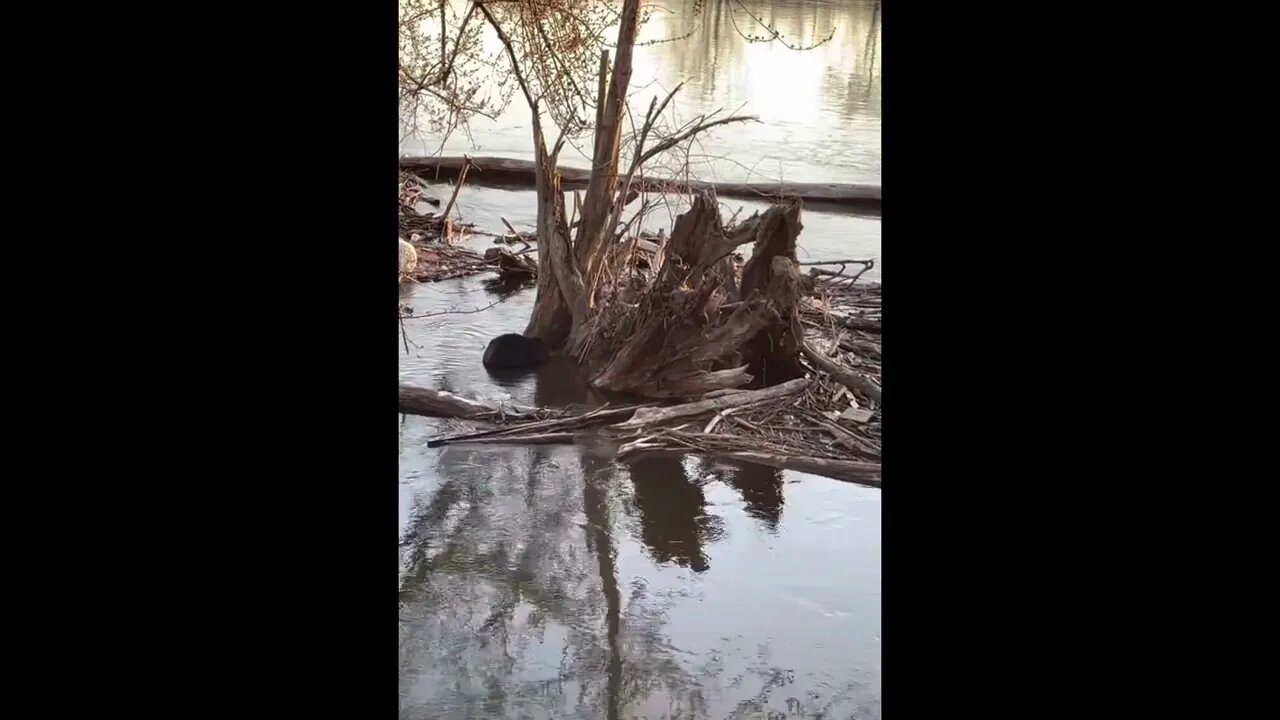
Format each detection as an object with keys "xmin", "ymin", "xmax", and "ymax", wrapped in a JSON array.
[
  {"xmin": 717, "ymin": 452, "xmax": 881, "ymax": 486},
  {"xmin": 398, "ymin": 385, "xmax": 537, "ymax": 421},
  {"xmin": 441, "ymin": 432, "xmax": 578, "ymax": 445},
  {"xmin": 426, "ymin": 403, "xmax": 645, "ymax": 447},
  {"xmin": 611, "ymin": 445, "xmax": 880, "ymax": 487},
  {"xmin": 400, "ymin": 155, "xmax": 881, "ymax": 214}
]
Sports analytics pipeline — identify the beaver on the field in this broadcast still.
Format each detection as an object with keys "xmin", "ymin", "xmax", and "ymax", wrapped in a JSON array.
[{"xmin": 482, "ymin": 333, "xmax": 549, "ymax": 371}]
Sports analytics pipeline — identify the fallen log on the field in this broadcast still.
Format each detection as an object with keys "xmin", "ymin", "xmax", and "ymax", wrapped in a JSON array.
[
  {"xmin": 400, "ymin": 155, "xmax": 881, "ymax": 214},
  {"xmin": 442, "ymin": 432, "xmax": 577, "ymax": 445},
  {"xmin": 799, "ymin": 341, "xmax": 882, "ymax": 405},
  {"xmin": 614, "ymin": 378, "xmax": 809, "ymax": 430},
  {"xmin": 426, "ymin": 403, "xmax": 645, "ymax": 447},
  {"xmin": 717, "ymin": 452, "xmax": 881, "ymax": 486},
  {"xmin": 612, "ymin": 443, "xmax": 880, "ymax": 487},
  {"xmin": 398, "ymin": 385, "xmax": 537, "ymax": 421},
  {"xmin": 832, "ymin": 314, "xmax": 881, "ymax": 333}
]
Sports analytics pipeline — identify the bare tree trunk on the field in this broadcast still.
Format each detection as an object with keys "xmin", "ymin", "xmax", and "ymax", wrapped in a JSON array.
[
  {"xmin": 576, "ymin": 1, "xmax": 641, "ymax": 297},
  {"xmin": 398, "ymin": 385, "xmax": 537, "ymax": 420},
  {"xmin": 524, "ymin": 121, "xmax": 585, "ymax": 345},
  {"xmin": 525, "ymin": 0, "xmax": 642, "ymax": 351}
]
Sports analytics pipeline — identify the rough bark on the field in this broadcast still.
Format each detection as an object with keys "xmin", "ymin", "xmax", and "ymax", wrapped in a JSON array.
[
  {"xmin": 742, "ymin": 254, "xmax": 798, "ymax": 386},
  {"xmin": 523, "ymin": 113, "xmax": 584, "ymax": 346},
  {"xmin": 584, "ymin": 195, "xmax": 806, "ymax": 398},
  {"xmin": 576, "ymin": 3, "xmax": 641, "ymax": 298},
  {"xmin": 426, "ymin": 403, "xmax": 644, "ymax": 447},
  {"xmin": 800, "ymin": 341, "xmax": 883, "ymax": 405},
  {"xmin": 523, "ymin": 0, "xmax": 640, "ymax": 349}
]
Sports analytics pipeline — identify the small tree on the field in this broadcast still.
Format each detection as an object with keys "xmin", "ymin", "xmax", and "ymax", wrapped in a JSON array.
[
  {"xmin": 404, "ymin": 0, "xmax": 833, "ymax": 396},
  {"xmin": 398, "ymin": 0, "xmax": 514, "ymax": 147}
]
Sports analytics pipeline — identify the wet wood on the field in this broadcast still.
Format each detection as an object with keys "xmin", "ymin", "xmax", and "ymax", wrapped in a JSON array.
[
  {"xmin": 718, "ymin": 451, "xmax": 881, "ymax": 487},
  {"xmin": 483, "ymin": 246, "xmax": 538, "ymax": 281},
  {"xmin": 401, "ymin": 155, "xmax": 882, "ymax": 213},
  {"xmin": 612, "ymin": 444, "xmax": 880, "ymax": 486},
  {"xmin": 832, "ymin": 314, "xmax": 881, "ymax": 333},
  {"xmin": 443, "ymin": 432, "xmax": 577, "ymax": 445},
  {"xmin": 587, "ymin": 196, "xmax": 807, "ymax": 397},
  {"xmin": 398, "ymin": 385, "xmax": 535, "ymax": 421},
  {"xmin": 800, "ymin": 340, "xmax": 883, "ymax": 405},
  {"xmin": 426, "ymin": 403, "xmax": 646, "ymax": 447},
  {"xmin": 614, "ymin": 378, "xmax": 809, "ymax": 430}
]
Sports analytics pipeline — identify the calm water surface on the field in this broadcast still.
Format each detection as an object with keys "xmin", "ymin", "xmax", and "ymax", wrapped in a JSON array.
[
  {"xmin": 402, "ymin": 0, "xmax": 881, "ymax": 186},
  {"xmin": 400, "ymin": 2, "xmax": 881, "ymax": 717}
]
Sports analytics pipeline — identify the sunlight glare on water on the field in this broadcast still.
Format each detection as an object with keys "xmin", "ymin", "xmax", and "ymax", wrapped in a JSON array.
[
  {"xmin": 399, "ymin": 2, "xmax": 882, "ymax": 717},
  {"xmin": 402, "ymin": 0, "xmax": 881, "ymax": 185}
]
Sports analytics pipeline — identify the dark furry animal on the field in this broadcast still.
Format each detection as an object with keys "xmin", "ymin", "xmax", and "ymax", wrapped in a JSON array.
[{"xmin": 482, "ymin": 333, "xmax": 549, "ymax": 371}]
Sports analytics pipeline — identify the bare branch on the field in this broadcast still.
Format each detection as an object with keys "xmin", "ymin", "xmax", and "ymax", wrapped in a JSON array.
[
  {"xmin": 638, "ymin": 114, "xmax": 759, "ymax": 169},
  {"xmin": 475, "ymin": 1, "xmax": 539, "ymax": 113}
]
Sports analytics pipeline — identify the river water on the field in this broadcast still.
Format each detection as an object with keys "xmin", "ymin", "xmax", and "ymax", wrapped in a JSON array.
[{"xmin": 400, "ymin": 2, "xmax": 881, "ymax": 718}]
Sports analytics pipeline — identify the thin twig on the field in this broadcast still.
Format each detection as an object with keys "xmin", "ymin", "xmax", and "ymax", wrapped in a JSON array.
[{"xmin": 440, "ymin": 156, "xmax": 471, "ymax": 222}]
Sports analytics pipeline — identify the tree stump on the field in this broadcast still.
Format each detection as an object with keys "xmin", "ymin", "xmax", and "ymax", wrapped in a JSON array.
[{"xmin": 582, "ymin": 195, "xmax": 806, "ymax": 399}]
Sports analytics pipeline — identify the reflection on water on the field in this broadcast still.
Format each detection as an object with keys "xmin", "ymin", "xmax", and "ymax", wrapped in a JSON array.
[
  {"xmin": 397, "ymin": 191, "xmax": 882, "ymax": 718},
  {"xmin": 400, "ymin": 426, "xmax": 881, "ymax": 719},
  {"xmin": 402, "ymin": 0, "xmax": 882, "ymax": 185},
  {"xmin": 399, "ymin": 2, "xmax": 881, "ymax": 715},
  {"xmin": 628, "ymin": 454, "xmax": 715, "ymax": 573},
  {"xmin": 718, "ymin": 459, "xmax": 785, "ymax": 531}
]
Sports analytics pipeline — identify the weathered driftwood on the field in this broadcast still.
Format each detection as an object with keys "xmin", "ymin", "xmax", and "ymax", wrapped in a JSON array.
[
  {"xmin": 717, "ymin": 452, "xmax": 881, "ymax": 486},
  {"xmin": 483, "ymin": 246, "xmax": 538, "ymax": 282},
  {"xmin": 427, "ymin": 403, "xmax": 643, "ymax": 447},
  {"xmin": 614, "ymin": 378, "xmax": 809, "ymax": 430},
  {"xmin": 398, "ymin": 385, "xmax": 536, "ymax": 421},
  {"xmin": 402, "ymin": 243, "xmax": 488, "ymax": 283},
  {"xmin": 800, "ymin": 340, "xmax": 883, "ymax": 405},
  {"xmin": 832, "ymin": 314, "xmax": 881, "ymax": 333},
  {"xmin": 400, "ymin": 155, "xmax": 882, "ymax": 214},
  {"xmin": 611, "ymin": 443, "xmax": 880, "ymax": 487},
  {"xmin": 740, "ymin": 218, "xmax": 806, "ymax": 386},
  {"xmin": 443, "ymin": 432, "xmax": 577, "ymax": 445},
  {"xmin": 584, "ymin": 196, "xmax": 807, "ymax": 398},
  {"xmin": 838, "ymin": 336, "xmax": 882, "ymax": 359},
  {"xmin": 408, "ymin": 374, "xmax": 877, "ymax": 486}
]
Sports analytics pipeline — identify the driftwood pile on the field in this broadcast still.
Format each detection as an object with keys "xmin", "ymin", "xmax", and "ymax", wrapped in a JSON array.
[
  {"xmin": 398, "ymin": 268, "xmax": 882, "ymax": 486},
  {"xmin": 397, "ymin": 185, "xmax": 883, "ymax": 485},
  {"xmin": 565, "ymin": 195, "xmax": 811, "ymax": 399},
  {"xmin": 398, "ymin": 169, "xmax": 530, "ymax": 285},
  {"xmin": 398, "ymin": 170, "xmax": 449, "ymax": 239},
  {"xmin": 402, "ymin": 244, "xmax": 489, "ymax": 283}
]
